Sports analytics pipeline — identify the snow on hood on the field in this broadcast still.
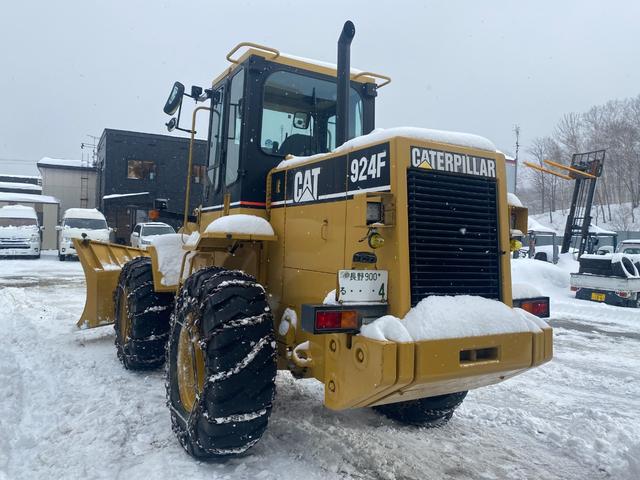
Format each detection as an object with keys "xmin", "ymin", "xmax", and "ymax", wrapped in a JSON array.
[
  {"xmin": 360, "ymin": 295, "xmax": 547, "ymax": 342},
  {"xmin": 0, "ymin": 226, "xmax": 39, "ymax": 237},
  {"xmin": 277, "ymin": 127, "xmax": 497, "ymax": 169},
  {"xmin": 150, "ymin": 233, "xmax": 188, "ymax": 286},
  {"xmin": 205, "ymin": 214, "xmax": 275, "ymax": 236}
]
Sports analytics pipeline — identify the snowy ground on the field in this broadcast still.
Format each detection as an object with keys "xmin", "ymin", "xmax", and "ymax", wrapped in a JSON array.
[{"xmin": 1, "ymin": 252, "xmax": 639, "ymax": 479}]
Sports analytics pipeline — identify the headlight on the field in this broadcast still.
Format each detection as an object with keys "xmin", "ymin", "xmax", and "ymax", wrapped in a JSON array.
[
  {"xmin": 63, "ymin": 236, "xmax": 71, "ymax": 242},
  {"xmin": 30, "ymin": 234, "xmax": 40, "ymax": 242},
  {"xmin": 140, "ymin": 239, "xmax": 151, "ymax": 245}
]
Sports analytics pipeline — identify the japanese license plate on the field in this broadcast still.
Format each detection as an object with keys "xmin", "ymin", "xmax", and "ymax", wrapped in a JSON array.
[
  {"xmin": 591, "ymin": 292, "xmax": 606, "ymax": 302},
  {"xmin": 338, "ymin": 270, "xmax": 388, "ymax": 303}
]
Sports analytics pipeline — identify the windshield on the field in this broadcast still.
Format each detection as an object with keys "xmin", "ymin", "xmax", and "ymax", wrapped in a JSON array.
[
  {"xmin": 622, "ymin": 247, "xmax": 640, "ymax": 254},
  {"xmin": 64, "ymin": 218, "xmax": 107, "ymax": 230},
  {"xmin": 261, "ymin": 71, "xmax": 363, "ymax": 157},
  {"xmin": 0, "ymin": 217, "xmax": 37, "ymax": 227},
  {"xmin": 141, "ymin": 225, "xmax": 175, "ymax": 236}
]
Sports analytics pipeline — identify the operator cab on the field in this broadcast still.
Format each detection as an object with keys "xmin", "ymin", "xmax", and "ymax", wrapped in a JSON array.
[{"xmin": 164, "ymin": 43, "xmax": 389, "ymax": 213}]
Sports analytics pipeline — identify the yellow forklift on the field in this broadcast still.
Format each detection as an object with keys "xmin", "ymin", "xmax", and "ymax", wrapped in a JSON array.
[{"xmin": 75, "ymin": 21, "xmax": 552, "ymax": 458}]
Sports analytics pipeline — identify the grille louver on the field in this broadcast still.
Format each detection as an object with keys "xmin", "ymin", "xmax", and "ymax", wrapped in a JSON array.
[{"xmin": 407, "ymin": 168, "xmax": 501, "ymax": 306}]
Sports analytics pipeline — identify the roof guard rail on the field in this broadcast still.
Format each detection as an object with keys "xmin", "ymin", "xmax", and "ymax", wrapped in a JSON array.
[
  {"xmin": 352, "ymin": 71, "xmax": 391, "ymax": 88},
  {"xmin": 226, "ymin": 42, "xmax": 280, "ymax": 64}
]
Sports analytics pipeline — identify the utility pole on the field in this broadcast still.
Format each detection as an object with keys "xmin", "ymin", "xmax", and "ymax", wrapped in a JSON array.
[
  {"xmin": 81, "ymin": 134, "xmax": 100, "ymax": 166},
  {"xmin": 514, "ymin": 125, "xmax": 520, "ymax": 195}
]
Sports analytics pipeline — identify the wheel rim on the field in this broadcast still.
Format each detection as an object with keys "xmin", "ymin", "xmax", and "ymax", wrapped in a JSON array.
[
  {"xmin": 118, "ymin": 287, "xmax": 129, "ymax": 343},
  {"xmin": 177, "ymin": 313, "xmax": 206, "ymax": 413}
]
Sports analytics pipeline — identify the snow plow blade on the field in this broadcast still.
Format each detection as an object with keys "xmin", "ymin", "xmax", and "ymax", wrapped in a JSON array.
[
  {"xmin": 323, "ymin": 327, "xmax": 553, "ymax": 410},
  {"xmin": 74, "ymin": 238, "xmax": 148, "ymax": 329}
]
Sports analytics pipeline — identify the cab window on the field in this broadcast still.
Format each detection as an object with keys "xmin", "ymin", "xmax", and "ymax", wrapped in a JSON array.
[
  {"xmin": 260, "ymin": 71, "xmax": 363, "ymax": 157},
  {"xmin": 225, "ymin": 69, "xmax": 245, "ymax": 186},
  {"xmin": 207, "ymin": 86, "xmax": 225, "ymax": 192}
]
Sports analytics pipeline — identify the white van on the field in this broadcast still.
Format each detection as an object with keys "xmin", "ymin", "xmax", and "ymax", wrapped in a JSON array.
[
  {"xmin": 0, "ymin": 205, "xmax": 41, "ymax": 259},
  {"xmin": 57, "ymin": 208, "xmax": 110, "ymax": 261}
]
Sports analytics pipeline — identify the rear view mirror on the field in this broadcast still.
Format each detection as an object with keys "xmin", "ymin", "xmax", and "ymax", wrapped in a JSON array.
[
  {"xmin": 163, "ymin": 81, "xmax": 185, "ymax": 115},
  {"xmin": 293, "ymin": 112, "xmax": 310, "ymax": 130}
]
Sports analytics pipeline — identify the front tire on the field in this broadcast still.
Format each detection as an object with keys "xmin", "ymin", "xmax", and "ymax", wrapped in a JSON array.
[
  {"xmin": 167, "ymin": 267, "xmax": 276, "ymax": 458},
  {"xmin": 113, "ymin": 257, "xmax": 174, "ymax": 369},
  {"xmin": 58, "ymin": 254, "xmax": 65, "ymax": 261},
  {"xmin": 374, "ymin": 391, "xmax": 468, "ymax": 427}
]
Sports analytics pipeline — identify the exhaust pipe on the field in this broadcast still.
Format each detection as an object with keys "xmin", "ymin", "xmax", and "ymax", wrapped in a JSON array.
[{"xmin": 336, "ymin": 20, "xmax": 355, "ymax": 147}]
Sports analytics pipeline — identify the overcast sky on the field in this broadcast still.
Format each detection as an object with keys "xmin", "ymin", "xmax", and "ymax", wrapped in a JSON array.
[{"xmin": 1, "ymin": 0, "xmax": 639, "ymax": 175}]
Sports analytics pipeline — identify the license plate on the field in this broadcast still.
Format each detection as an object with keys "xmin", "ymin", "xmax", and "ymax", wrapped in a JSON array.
[
  {"xmin": 338, "ymin": 270, "xmax": 388, "ymax": 303},
  {"xmin": 591, "ymin": 292, "xmax": 606, "ymax": 302}
]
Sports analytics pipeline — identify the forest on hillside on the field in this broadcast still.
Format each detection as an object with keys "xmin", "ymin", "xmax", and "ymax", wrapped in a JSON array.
[{"xmin": 517, "ymin": 94, "xmax": 640, "ymax": 230}]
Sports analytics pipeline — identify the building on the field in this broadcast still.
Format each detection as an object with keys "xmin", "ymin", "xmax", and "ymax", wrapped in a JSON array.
[
  {"xmin": 37, "ymin": 158, "xmax": 98, "ymax": 215},
  {"xmin": 96, "ymin": 129, "xmax": 207, "ymax": 243},
  {"xmin": 0, "ymin": 174, "xmax": 42, "ymax": 195}
]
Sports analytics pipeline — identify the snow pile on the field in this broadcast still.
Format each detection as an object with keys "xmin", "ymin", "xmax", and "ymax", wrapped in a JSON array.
[
  {"xmin": 511, "ymin": 257, "xmax": 572, "ymax": 299},
  {"xmin": 277, "ymin": 127, "xmax": 497, "ymax": 169},
  {"xmin": 322, "ymin": 289, "xmax": 339, "ymax": 305},
  {"xmin": 512, "ymin": 282, "xmax": 543, "ymax": 299},
  {"xmin": 185, "ymin": 231, "xmax": 200, "ymax": 246},
  {"xmin": 63, "ymin": 208, "xmax": 105, "ymax": 220},
  {"xmin": 278, "ymin": 308, "xmax": 297, "ymax": 336},
  {"xmin": 360, "ymin": 295, "xmax": 545, "ymax": 342},
  {"xmin": 150, "ymin": 233, "xmax": 187, "ymax": 286},
  {"xmin": 205, "ymin": 214, "xmax": 275, "ymax": 236},
  {"xmin": 0, "ymin": 204, "xmax": 37, "ymax": 219},
  {"xmin": 507, "ymin": 192, "xmax": 523, "ymax": 207}
]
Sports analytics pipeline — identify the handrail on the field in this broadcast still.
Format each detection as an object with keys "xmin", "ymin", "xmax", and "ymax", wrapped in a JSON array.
[
  {"xmin": 226, "ymin": 42, "xmax": 280, "ymax": 64},
  {"xmin": 352, "ymin": 71, "xmax": 392, "ymax": 88}
]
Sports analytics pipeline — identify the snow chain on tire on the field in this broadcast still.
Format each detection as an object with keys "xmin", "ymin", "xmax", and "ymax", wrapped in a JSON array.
[
  {"xmin": 166, "ymin": 267, "xmax": 277, "ymax": 458},
  {"xmin": 374, "ymin": 391, "xmax": 468, "ymax": 427},
  {"xmin": 114, "ymin": 257, "xmax": 174, "ymax": 369}
]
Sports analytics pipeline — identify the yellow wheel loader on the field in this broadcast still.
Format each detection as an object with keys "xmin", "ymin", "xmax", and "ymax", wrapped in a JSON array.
[{"xmin": 75, "ymin": 21, "xmax": 552, "ymax": 458}]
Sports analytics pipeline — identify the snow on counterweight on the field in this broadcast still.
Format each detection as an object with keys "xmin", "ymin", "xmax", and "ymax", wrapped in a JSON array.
[{"xmin": 360, "ymin": 295, "xmax": 548, "ymax": 342}]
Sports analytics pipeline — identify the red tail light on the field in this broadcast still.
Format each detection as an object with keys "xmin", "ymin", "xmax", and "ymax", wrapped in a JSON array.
[
  {"xmin": 315, "ymin": 310, "xmax": 358, "ymax": 331},
  {"xmin": 519, "ymin": 299, "xmax": 550, "ymax": 318}
]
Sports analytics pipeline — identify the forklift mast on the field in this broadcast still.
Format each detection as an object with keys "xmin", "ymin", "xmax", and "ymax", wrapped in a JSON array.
[{"xmin": 560, "ymin": 150, "xmax": 605, "ymax": 256}]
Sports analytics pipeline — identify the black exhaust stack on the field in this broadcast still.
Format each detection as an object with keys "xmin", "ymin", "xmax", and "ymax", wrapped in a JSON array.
[{"xmin": 336, "ymin": 20, "xmax": 355, "ymax": 147}]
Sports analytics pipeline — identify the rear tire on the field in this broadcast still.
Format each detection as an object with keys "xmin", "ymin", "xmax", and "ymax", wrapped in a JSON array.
[
  {"xmin": 114, "ymin": 257, "xmax": 174, "ymax": 369},
  {"xmin": 58, "ymin": 254, "xmax": 65, "ymax": 261},
  {"xmin": 167, "ymin": 267, "xmax": 276, "ymax": 458},
  {"xmin": 374, "ymin": 391, "xmax": 467, "ymax": 427}
]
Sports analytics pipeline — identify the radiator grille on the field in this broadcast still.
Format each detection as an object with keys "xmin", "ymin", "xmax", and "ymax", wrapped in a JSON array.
[{"xmin": 407, "ymin": 168, "xmax": 501, "ymax": 306}]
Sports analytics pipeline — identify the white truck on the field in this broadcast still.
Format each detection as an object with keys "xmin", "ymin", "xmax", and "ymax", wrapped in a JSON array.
[
  {"xmin": 570, "ymin": 252, "xmax": 640, "ymax": 307},
  {"xmin": 57, "ymin": 208, "xmax": 111, "ymax": 261},
  {"xmin": 0, "ymin": 205, "xmax": 41, "ymax": 259}
]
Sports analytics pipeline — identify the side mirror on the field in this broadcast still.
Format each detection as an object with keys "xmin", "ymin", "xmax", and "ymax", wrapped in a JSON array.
[
  {"xmin": 132, "ymin": 232, "xmax": 139, "ymax": 238},
  {"xmin": 40, "ymin": 226, "xmax": 45, "ymax": 231},
  {"xmin": 55, "ymin": 225, "xmax": 62, "ymax": 231},
  {"xmin": 293, "ymin": 112, "xmax": 310, "ymax": 130},
  {"xmin": 163, "ymin": 81, "xmax": 185, "ymax": 115},
  {"xmin": 166, "ymin": 117, "xmax": 177, "ymax": 132}
]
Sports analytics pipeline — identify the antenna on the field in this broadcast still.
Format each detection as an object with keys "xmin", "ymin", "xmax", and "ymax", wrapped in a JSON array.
[
  {"xmin": 81, "ymin": 134, "xmax": 99, "ymax": 166},
  {"xmin": 514, "ymin": 125, "xmax": 520, "ymax": 195}
]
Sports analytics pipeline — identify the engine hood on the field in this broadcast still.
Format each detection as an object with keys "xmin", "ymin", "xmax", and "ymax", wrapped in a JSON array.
[{"xmin": 0, "ymin": 226, "xmax": 39, "ymax": 239}]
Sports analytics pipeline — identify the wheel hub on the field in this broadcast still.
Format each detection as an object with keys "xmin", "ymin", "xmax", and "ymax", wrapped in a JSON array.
[{"xmin": 177, "ymin": 313, "xmax": 206, "ymax": 413}]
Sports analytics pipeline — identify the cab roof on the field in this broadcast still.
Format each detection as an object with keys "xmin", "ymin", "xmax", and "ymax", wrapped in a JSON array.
[{"xmin": 212, "ymin": 43, "xmax": 390, "ymax": 89}]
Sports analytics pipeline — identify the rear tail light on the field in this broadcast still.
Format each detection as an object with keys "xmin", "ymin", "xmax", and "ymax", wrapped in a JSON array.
[
  {"xmin": 315, "ymin": 310, "xmax": 358, "ymax": 332},
  {"xmin": 519, "ymin": 298, "xmax": 550, "ymax": 318},
  {"xmin": 615, "ymin": 290, "xmax": 632, "ymax": 299}
]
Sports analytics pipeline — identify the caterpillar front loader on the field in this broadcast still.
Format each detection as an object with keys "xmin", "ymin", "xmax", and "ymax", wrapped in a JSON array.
[{"xmin": 75, "ymin": 21, "xmax": 552, "ymax": 458}]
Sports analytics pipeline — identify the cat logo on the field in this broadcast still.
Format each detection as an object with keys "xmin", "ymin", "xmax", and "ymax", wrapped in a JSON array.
[
  {"xmin": 293, "ymin": 167, "xmax": 321, "ymax": 202},
  {"xmin": 410, "ymin": 146, "xmax": 497, "ymax": 178}
]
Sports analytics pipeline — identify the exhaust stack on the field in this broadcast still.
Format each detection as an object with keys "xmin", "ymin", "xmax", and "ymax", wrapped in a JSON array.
[{"xmin": 336, "ymin": 20, "xmax": 355, "ymax": 147}]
